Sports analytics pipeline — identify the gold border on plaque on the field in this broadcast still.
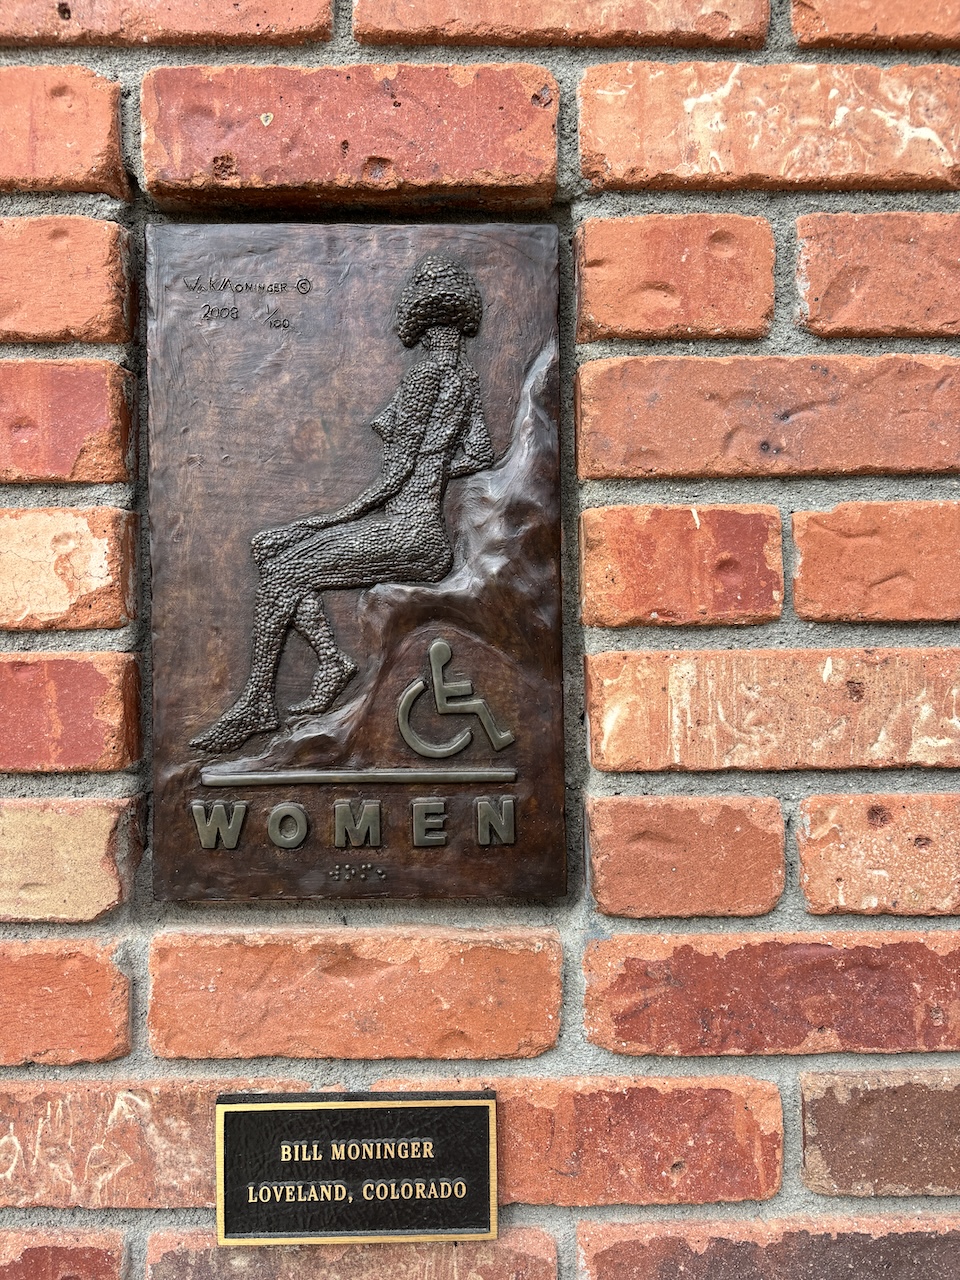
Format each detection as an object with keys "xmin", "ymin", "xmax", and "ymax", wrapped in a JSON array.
[{"xmin": 215, "ymin": 1097, "xmax": 498, "ymax": 1247}]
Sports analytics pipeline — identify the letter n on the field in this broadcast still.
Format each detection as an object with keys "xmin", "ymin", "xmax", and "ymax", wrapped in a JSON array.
[
  {"xmin": 190, "ymin": 801, "xmax": 247, "ymax": 849},
  {"xmin": 476, "ymin": 797, "xmax": 515, "ymax": 846},
  {"xmin": 335, "ymin": 799, "xmax": 381, "ymax": 848}
]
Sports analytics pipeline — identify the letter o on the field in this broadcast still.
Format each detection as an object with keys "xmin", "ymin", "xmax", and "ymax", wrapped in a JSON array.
[
  {"xmin": 401, "ymin": 1181, "xmax": 413, "ymax": 1199},
  {"xmin": 376, "ymin": 1183, "xmax": 389, "ymax": 1200},
  {"xmin": 267, "ymin": 803, "xmax": 308, "ymax": 848},
  {"xmin": 454, "ymin": 1180, "xmax": 467, "ymax": 1198},
  {"xmin": 258, "ymin": 1186, "xmax": 271, "ymax": 1202}
]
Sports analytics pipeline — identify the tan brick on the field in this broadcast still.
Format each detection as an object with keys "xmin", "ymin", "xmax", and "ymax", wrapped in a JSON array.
[
  {"xmin": 580, "ymin": 504, "xmax": 782, "ymax": 627},
  {"xmin": 149, "ymin": 928, "xmax": 561, "ymax": 1059},
  {"xmin": 0, "ymin": 797, "xmax": 140, "ymax": 922},
  {"xmin": 799, "ymin": 793, "xmax": 960, "ymax": 915},
  {"xmin": 142, "ymin": 64, "xmax": 557, "ymax": 209},
  {"xmin": 799, "ymin": 213, "xmax": 960, "ymax": 336},
  {"xmin": 586, "ymin": 932, "xmax": 960, "ymax": 1055},
  {"xmin": 576, "ymin": 355, "xmax": 960, "ymax": 479},
  {"xmin": 355, "ymin": 0, "xmax": 768, "ymax": 47},
  {"xmin": 0, "ymin": 940, "xmax": 128, "ymax": 1065},
  {"xmin": 586, "ymin": 648, "xmax": 960, "ymax": 772},
  {"xmin": 0, "ymin": 66, "xmax": 126, "ymax": 198},
  {"xmin": 148, "ymin": 1228, "xmax": 556, "ymax": 1280},
  {"xmin": 0, "ymin": 1232, "xmax": 123, "ymax": 1280},
  {"xmin": 0, "ymin": 652, "xmax": 139, "ymax": 772},
  {"xmin": 0, "ymin": 1079, "xmax": 307, "ymax": 1207},
  {"xmin": 378, "ymin": 1076, "xmax": 781, "ymax": 1204},
  {"xmin": 0, "ymin": 507, "xmax": 135, "ymax": 629},
  {"xmin": 576, "ymin": 216, "xmax": 773, "ymax": 341},
  {"xmin": 588, "ymin": 795, "xmax": 784, "ymax": 917},
  {"xmin": 580, "ymin": 62, "xmax": 960, "ymax": 190},
  {"xmin": 0, "ymin": 218, "xmax": 130, "ymax": 343},
  {"xmin": 794, "ymin": 0, "xmax": 960, "ymax": 48},
  {"xmin": 580, "ymin": 1218, "xmax": 960, "ymax": 1280},
  {"xmin": 0, "ymin": 360, "xmax": 132, "ymax": 483},
  {"xmin": 0, "ymin": 0, "xmax": 331, "ymax": 44},
  {"xmin": 803, "ymin": 1072, "xmax": 960, "ymax": 1195}
]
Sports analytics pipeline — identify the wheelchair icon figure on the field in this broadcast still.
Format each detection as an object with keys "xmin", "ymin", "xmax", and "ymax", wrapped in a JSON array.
[{"xmin": 397, "ymin": 637, "xmax": 515, "ymax": 759}]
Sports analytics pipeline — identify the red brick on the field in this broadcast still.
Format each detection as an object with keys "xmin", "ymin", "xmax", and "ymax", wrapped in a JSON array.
[
  {"xmin": 803, "ymin": 1071, "xmax": 960, "ymax": 1195},
  {"xmin": 0, "ymin": 1079, "xmax": 307, "ymax": 1207},
  {"xmin": 0, "ymin": 940, "xmax": 127, "ymax": 1065},
  {"xmin": 580, "ymin": 62, "xmax": 960, "ymax": 190},
  {"xmin": 0, "ymin": 1232, "xmax": 123, "ymax": 1280},
  {"xmin": 799, "ymin": 793, "xmax": 960, "ymax": 915},
  {"xmin": 580, "ymin": 1217, "xmax": 960, "ymax": 1280},
  {"xmin": 0, "ymin": 1, "xmax": 331, "ymax": 44},
  {"xmin": 378, "ymin": 1075, "xmax": 781, "ymax": 1204},
  {"xmin": 580, "ymin": 504, "xmax": 782, "ymax": 627},
  {"xmin": 141, "ymin": 64, "xmax": 557, "ymax": 209},
  {"xmin": 799, "ymin": 213, "xmax": 960, "ymax": 336},
  {"xmin": 0, "ymin": 360, "xmax": 132, "ymax": 483},
  {"xmin": 0, "ymin": 507, "xmax": 135, "ymax": 629},
  {"xmin": 794, "ymin": 0, "xmax": 960, "ymax": 48},
  {"xmin": 0, "ymin": 652, "xmax": 139, "ymax": 772},
  {"xmin": 149, "ymin": 928, "xmax": 561, "ymax": 1059},
  {"xmin": 588, "ymin": 795, "xmax": 784, "ymax": 917},
  {"xmin": 0, "ymin": 66, "xmax": 126, "ymax": 198},
  {"xmin": 0, "ymin": 218, "xmax": 130, "ymax": 343},
  {"xmin": 148, "ymin": 1228, "xmax": 556, "ymax": 1280},
  {"xmin": 794, "ymin": 501, "xmax": 960, "ymax": 621},
  {"xmin": 576, "ymin": 216, "xmax": 773, "ymax": 342},
  {"xmin": 355, "ymin": 0, "xmax": 767, "ymax": 47},
  {"xmin": 576, "ymin": 354, "xmax": 960, "ymax": 479},
  {"xmin": 586, "ymin": 648, "xmax": 960, "ymax": 772},
  {"xmin": 585, "ymin": 931, "xmax": 960, "ymax": 1055}
]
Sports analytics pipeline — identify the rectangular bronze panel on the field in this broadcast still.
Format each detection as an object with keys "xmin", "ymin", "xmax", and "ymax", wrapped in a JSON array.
[
  {"xmin": 147, "ymin": 224, "xmax": 564, "ymax": 900},
  {"xmin": 216, "ymin": 1091, "xmax": 496, "ymax": 1246}
]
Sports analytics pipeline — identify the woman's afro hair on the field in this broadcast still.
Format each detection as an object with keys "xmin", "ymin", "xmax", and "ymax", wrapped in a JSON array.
[{"xmin": 395, "ymin": 255, "xmax": 483, "ymax": 347}]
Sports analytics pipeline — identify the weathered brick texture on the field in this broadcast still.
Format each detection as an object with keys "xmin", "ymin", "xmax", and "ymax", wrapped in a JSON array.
[
  {"xmin": 580, "ymin": 62, "xmax": 960, "ymax": 190},
  {"xmin": 0, "ymin": 66, "xmax": 126, "ymax": 197},
  {"xmin": 148, "ymin": 1229, "xmax": 556, "ymax": 1280},
  {"xmin": 0, "ymin": 360, "xmax": 132, "ymax": 483},
  {"xmin": 0, "ymin": 797, "xmax": 140, "ymax": 922},
  {"xmin": 799, "ymin": 794, "xmax": 960, "ymax": 916},
  {"xmin": 576, "ymin": 216, "xmax": 774, "ymax": 341},
  {"xmin": 0, "ymin": 1233, "xmax": 124, "ymax": 1280},
  {"xmin": 0, "ymin": 941, "xmax": 128, "ymax": 1065},
  {"xmin": 802, "ymin": 1072, "xmax": 960, "ymax": 1195},
  {"xmin": 799, "ymin": 213, "xmax": 960, "ymax": 336},
  {"xmin": 793, "ymin": 0, "xmax": 960, "ymax": 47},
  {"xmin": 378, "ymin": 1076, "xmax": 782, "ymax": 1204},
  {"xmin": 149, "ymin": 929, "xmax": 561, "ymax": 1059},
  {"xmin": 0, "ymin": 1079, "xmax": 307, "ymax": 1207},
  {"xmin": 0, "ymin": 652, "xmax": 139, "ymax": 772},
  {"xmin": 585, "ymin": 932, "xmax": 960, "ymax": 1055},
  {"xmin": 576, "ymin": 355, "xmax": 960, "ymax": 479},
  {"xmin": 580, "ymin": 504, "xmax": 782, "ymax": 627},
  {"xmin": 586, "ymin": 648, "xmax": 960, "ymax": 772},
  {"xmin": 580, "ymin": 1218, "xmax": 960, "ymax": 1280},
  {"xmin": 142, "ymin": 64, "xmax": 558, "ymax": 208},
  {"xmin": 587, "ymin": 795, "xmax": 784, "ymax": 918},
  {"xmin": 0, "ymin": 1, "xmax": 332, "ymax": 44},
  {"xmin": 354, "ymin": 0, "xmax": 768, "ymax": 47},
  {"xmin": 0, "ymin": 507, "xmax": 135, "ymax": 629},
  {"xmin": 0, "ymin": 218, "xmax": 131, "ymax": 343}
]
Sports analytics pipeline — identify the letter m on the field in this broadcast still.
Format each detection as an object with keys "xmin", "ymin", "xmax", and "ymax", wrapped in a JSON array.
[
  {"xmin": 190, "ymin": 801, "xmax": 247, "ymax": 849},
  {"xmin": 335, "ymin": 800, "xmax": 381, "ymax": 848}
]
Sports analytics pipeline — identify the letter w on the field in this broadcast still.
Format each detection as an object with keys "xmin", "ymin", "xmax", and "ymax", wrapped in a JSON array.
[{"xmin": 190, "ymin": 801, "xmax": 247, "ymax": 849}]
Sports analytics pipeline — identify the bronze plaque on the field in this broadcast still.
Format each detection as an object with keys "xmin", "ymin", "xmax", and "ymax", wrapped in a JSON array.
[{"xmin": 147, "ymin": 224, "xmax": 564, "ymax": 900}]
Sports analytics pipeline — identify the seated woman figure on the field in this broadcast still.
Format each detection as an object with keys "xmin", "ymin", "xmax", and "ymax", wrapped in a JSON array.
[{"xmin": 190, "ymin": 254, "xmax": 494, "ymax": 755}]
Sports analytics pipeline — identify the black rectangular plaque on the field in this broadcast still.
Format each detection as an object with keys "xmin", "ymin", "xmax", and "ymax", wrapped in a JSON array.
[
  {"xmin": 216, "ymin": 1091, "xmax": 497, "ymax": 1246},
  {"xmin": 146, "ymin": 224, "xmax": 564, "ymax": 901}
]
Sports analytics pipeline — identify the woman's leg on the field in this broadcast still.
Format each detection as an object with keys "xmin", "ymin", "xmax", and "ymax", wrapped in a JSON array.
[{"xmin": 288, "ymin": 591, "xmax": 358, "ymax": 715}]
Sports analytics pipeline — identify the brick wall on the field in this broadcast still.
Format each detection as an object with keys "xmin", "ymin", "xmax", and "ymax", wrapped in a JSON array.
[{"xmin": 3, "ymin": 2, "xmax": 960, "ymax": 1276}]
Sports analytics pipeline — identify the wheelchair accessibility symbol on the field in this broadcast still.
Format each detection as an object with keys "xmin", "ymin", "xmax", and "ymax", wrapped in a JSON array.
[{"xmin": 397, "ymin": 637, "xmax": 515, "ymax": 759}]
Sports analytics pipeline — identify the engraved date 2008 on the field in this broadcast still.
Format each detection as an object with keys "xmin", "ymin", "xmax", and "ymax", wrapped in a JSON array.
[{"xmin": 201, "ymin": 303, "xmax": 239, "ymax": 321}]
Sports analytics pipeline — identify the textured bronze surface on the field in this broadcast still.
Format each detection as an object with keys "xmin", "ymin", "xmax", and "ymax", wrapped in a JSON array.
[{"xmin": 147, "ymin": 224, "xmax": 563, "ymax": 900}]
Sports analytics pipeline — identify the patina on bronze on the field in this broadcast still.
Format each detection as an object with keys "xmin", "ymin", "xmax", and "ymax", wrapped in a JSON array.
[
  {"xmin": 216, "ymin": 1091, "xmax": 497, "ymax": 1246},
  {"xmin": 147, "ymin": 224, "xmax": 563, "ymax": 900}
]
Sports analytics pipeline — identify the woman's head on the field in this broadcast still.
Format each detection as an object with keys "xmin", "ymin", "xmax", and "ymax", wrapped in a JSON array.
[{"xmin": 395, "ymin": 255, "xmax": 483, "ymax": 348}]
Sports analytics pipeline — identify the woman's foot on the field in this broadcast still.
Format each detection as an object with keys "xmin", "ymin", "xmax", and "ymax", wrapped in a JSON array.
[
  {"xmin": 189, "ymin": 690, "xmax": 279, "ymax": 753},
  {"xmin": 287, "ymin": 658, "xmax": 358, "ymax": 717}
]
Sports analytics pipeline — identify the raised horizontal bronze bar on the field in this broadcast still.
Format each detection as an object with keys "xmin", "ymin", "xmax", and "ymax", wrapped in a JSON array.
[{"xmin": 201, "ymin": 767, "xmax": 518, "ymax": 786}]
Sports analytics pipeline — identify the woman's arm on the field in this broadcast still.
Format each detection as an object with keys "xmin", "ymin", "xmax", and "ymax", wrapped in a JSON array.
[{"xmin": 448, "ymin": 370, "xmax": 494, "ymax": 478}]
